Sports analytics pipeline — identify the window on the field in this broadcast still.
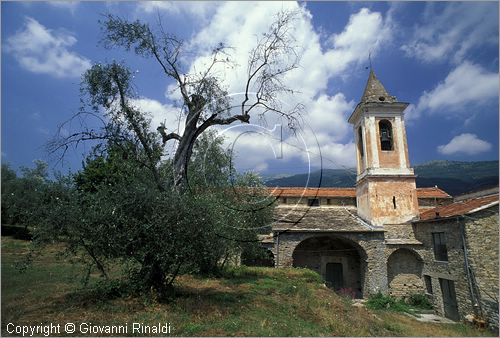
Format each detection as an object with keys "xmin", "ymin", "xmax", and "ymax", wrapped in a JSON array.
[
  {"xmin": 379, "ymin": 120, "xmax": 393, "ymax": 151},
  {"xmin": 307, "ymin": 198, "xmax": 320, "ymax": 207},
  {"xmin": 358, "ymin": 127, "xmax": 364, "ymax": 157},
  {"xmin": 432, "ymin": 232, "xmax": 448, "ymax": 261},
  {"xmin": 424, "ymin": 275, "xmax": 433, "ymax": 294}
]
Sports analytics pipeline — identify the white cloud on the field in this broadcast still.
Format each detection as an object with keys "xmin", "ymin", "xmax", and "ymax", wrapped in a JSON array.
[
  {"xmin": 437, "ymin": 133, "xmax": 492, "ymax": 155},
  {"xmin": 326, "ymin": 8, "xmax": 393, "ymax": 75},
  {"xmin": 407, "ymin": 61, "xmax": 498, "ymax": 120},
  {"xmin": 5, "ymin": 17, "xmax": 91, "ymax": 78},
  {"xmin": 163, "ymin": 3, "xmax": 393, "ymax": 171},
  {"xmin": 136, "ymin": 1, "xmax": 218, "ymax": 21},
  {"xmin": 129, "ymin": 97, "xmax": 183, "ymax": 156},
  {"xmin": 129, "ymin": 97, "xmax": 182, "ymax": 132},
  {"xmin": 402, "ymin": 2, "xmax": 498, "ymax": 63},
  {"xmin": 47, "ymin": 1, "xmax": 79, "ymax": 13}
]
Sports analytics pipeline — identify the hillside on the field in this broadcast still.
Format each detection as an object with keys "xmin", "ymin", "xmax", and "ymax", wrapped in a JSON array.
[
  {"xmin": 1, "ymin": 237, "xmax": 492, "ymax": 337},
  {"xmin": 265, "ymin": 160, "xmax": 499, "ymax": 196}
]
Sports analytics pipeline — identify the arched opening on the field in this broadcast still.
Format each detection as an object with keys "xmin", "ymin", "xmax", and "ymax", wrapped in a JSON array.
[
  {"xmin": 357, "ymin": 126, "xmax": 364, "ymax": 157},
  {"xmin": 379, "ymin": 120, "xmax": 393, "ymax": 151},
  {"xmin": 292, "ymin": 236, "xmax": 366, "ymax": 298},
  {"xmin": 387, "ymin": 248, "xmax": 424, "ymax": 298},
  {"xmin": 242, "ymin": 248, "xmax": 275, "ymax": 267}
]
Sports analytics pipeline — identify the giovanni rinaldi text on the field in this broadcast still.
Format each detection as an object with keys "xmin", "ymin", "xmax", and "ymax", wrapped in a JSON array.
[{"xmin": 6, "ymin": 322, "xmax": 172, "ymax": 336}]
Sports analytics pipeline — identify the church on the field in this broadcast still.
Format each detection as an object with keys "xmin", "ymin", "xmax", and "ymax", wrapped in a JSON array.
[{"xmin": 260, "ymin": 70, "xmax": 499, "ymax": 330}]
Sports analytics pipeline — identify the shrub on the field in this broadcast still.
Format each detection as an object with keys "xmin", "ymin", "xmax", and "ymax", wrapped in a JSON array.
[
  {"xmin": 365, "ymin": 292, "xmax": 411, "ymax": 313},
  {"xmin": 407, "ymin": 293, "xmax": 433, "ymax": 309}
]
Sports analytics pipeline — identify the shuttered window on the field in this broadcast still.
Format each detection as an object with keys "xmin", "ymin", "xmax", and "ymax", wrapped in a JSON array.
[{"xmin": 432, "ymin": 232, "xmax": 448, "ymax": 261}]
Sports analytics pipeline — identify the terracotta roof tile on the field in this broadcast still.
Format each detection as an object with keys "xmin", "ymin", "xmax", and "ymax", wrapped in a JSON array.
[
  {"xmin": 419, "ymin": 194, "xmax": 499, "ymax": 221},
  {"xmin": 414, "ymin": 187, "xmax": 452, "ymax": 199},
  {"xmin": 267, "ymin": 187, "xmax": 451, "ymax": 199}
]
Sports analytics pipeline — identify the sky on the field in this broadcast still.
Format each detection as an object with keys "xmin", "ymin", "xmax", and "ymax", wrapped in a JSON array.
[{"xmin": 2, "ymin": 1, "xmax": 499, "ymax": 178}]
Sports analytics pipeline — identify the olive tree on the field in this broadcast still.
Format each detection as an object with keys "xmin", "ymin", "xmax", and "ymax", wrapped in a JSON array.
[
  {"xmin": 52, "ymin": 10, "xmax": 303, "ymax": 189},
  {"xmin": 39, "ymin": 10, "xmax": 302, "ymax": 299},
  {"xmin": 35, "ymin": 134, "xmax": 273, "ymax": 299}
]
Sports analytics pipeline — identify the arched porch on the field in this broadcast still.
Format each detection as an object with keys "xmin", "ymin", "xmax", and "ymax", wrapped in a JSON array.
[{"xmin": 292, "ymin": 235, "xmax": 367, "ymax": 298}]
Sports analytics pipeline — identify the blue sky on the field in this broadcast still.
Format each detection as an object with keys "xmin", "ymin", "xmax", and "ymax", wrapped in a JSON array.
[{"xmin": 2, "ymin": 1, "xmax": 499, "ymax": 177}]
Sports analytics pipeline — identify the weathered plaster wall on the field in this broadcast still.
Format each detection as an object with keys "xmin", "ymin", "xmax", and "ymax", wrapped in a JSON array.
[
  {"xmin": 356, "ymin": 183, "xmax": 370, "ymax": 222},
  {"xmin": 356, "ymin": 177, "xmax": 419, "ymax": 226},
  {"xmin": 375, "ymin": 117, "xmax": 401, "ymax": 169}
]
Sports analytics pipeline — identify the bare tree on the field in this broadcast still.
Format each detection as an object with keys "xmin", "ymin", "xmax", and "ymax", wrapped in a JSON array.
[{"xmin": 52, "ymin": 10, "xmax": 303, "ymax": 190}]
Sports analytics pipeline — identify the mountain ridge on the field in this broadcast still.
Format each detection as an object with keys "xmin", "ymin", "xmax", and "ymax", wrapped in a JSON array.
[{"xmin": 264, "ymin": 160, "xmax": 499, "ymax": 196}]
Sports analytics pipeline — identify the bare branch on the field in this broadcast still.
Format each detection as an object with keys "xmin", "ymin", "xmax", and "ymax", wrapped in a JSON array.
[{"xmin": 157, "ymin": 124, "xmax": 181, "ymax": 144}]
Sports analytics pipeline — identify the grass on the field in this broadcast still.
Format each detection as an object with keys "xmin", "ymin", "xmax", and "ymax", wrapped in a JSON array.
[{"xmin": 1, "ymin": 236, "xmax": 494, "ymax": 336}]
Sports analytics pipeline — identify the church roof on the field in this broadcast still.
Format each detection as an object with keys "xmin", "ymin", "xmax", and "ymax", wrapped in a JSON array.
[
  {"xmin": 360, "ymin": 69, "xmax": 396, "ymax": 103},
  {"xmin": 268, "ymin": 187, "xmax": 451, "ymax": 199},
  {"xmin": 273, "ymin": 206, "xmax": 382, "ymax": 232},
  {"xmin": 418, "ymin": 194, "xmax": 498, "ymax": 221}
]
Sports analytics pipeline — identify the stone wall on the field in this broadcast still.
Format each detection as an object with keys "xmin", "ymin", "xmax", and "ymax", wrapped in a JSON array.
[
  {"xmin": 274, "ymin": 231, "xmax": 387, "ymax": 296},
  {"xmin": 384, "ymin": 223, "xmax": 417, "ymax": 240},
  {"xmin": 278, "ymin": 197, "xmax": 356, "ymax": 207},
  {"xmin": 293, "ymin": 236, "xmax": 363, "ymax": 296},
  {"xmin": 387, "ymin": 248, "xmax": 424, "ymax": 297},
  {"xmin": 463, "ymin": 206, "xmax": 499, "ymax": 331},
  {"xmin": 418, "ymin": 197, "xmax": 453, "ymax": 208},
  {"xmin": 413, "ymin": 217, "xmax": 487, "ymax": 323}
]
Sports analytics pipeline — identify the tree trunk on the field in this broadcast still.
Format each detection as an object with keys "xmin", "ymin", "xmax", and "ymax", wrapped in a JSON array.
[{"xmin": 172, "ymin": 123, "xmax": 200, "ymax": 189}]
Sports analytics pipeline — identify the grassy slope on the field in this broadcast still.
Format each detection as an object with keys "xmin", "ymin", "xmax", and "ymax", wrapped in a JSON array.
[{"xmin": 1, "ymin": 237, "xmax": 492, "ymax": 337}]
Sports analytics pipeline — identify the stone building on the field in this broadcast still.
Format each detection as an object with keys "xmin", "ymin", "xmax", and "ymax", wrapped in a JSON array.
[
  {"xmin": 262, "ymin": 70, "xmax": 499, "ymax": 328},
  {"xmin": 415, "ymin": 195, "xmax": 499, "ymax": 329}
]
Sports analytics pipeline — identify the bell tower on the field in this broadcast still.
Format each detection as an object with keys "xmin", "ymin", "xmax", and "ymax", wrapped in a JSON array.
[{"xmin": 348, "ymin": 70, "xmax": 419, "ymax": 226}]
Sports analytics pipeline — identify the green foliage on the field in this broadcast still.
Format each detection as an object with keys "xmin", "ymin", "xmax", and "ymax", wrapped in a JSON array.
[
  {"xmin": 13, "ymin": 14, "xmax": 286, "ymax": 302},
  {"xmin": 82, "ymin": 62, "xmax": 132, "ymax": 110},
  {"xmin": 366, "ymin": 292, "xmax": 433, "ymax": 313},
  {"xmin": 407, "ymin": 293, "xmax": 433, "ymax": 309},
  {"xmin": 1, "ymin": 160, "xmax": 50, "ymax": 227},
  {"xmin": 24, "ymin": 131, "xmax": 273, "ymax": 300},
  {"xmin": 365, "ymin": 292, "xmax": 411, "ymax": 313}
]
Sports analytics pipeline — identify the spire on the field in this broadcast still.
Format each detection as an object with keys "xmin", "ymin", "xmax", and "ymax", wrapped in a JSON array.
[{"xmin": 360, "ymin": 69, "xmax": 396, "ymax": 103}]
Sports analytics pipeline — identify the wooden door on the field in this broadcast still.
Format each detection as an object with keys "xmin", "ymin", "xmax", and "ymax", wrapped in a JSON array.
[
  {"xmin": 326, "ymin": 262, "xmax": 343, "ymax": 290},
  {"xmin": 439, "ymin": 278, "xmax": 460, "ymax": 321}
]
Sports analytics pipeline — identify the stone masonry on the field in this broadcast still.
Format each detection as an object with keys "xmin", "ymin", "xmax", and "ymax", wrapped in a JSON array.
[{"xmin": 259, "ymin": 69, "xmax": 499, "ymax": 330}]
